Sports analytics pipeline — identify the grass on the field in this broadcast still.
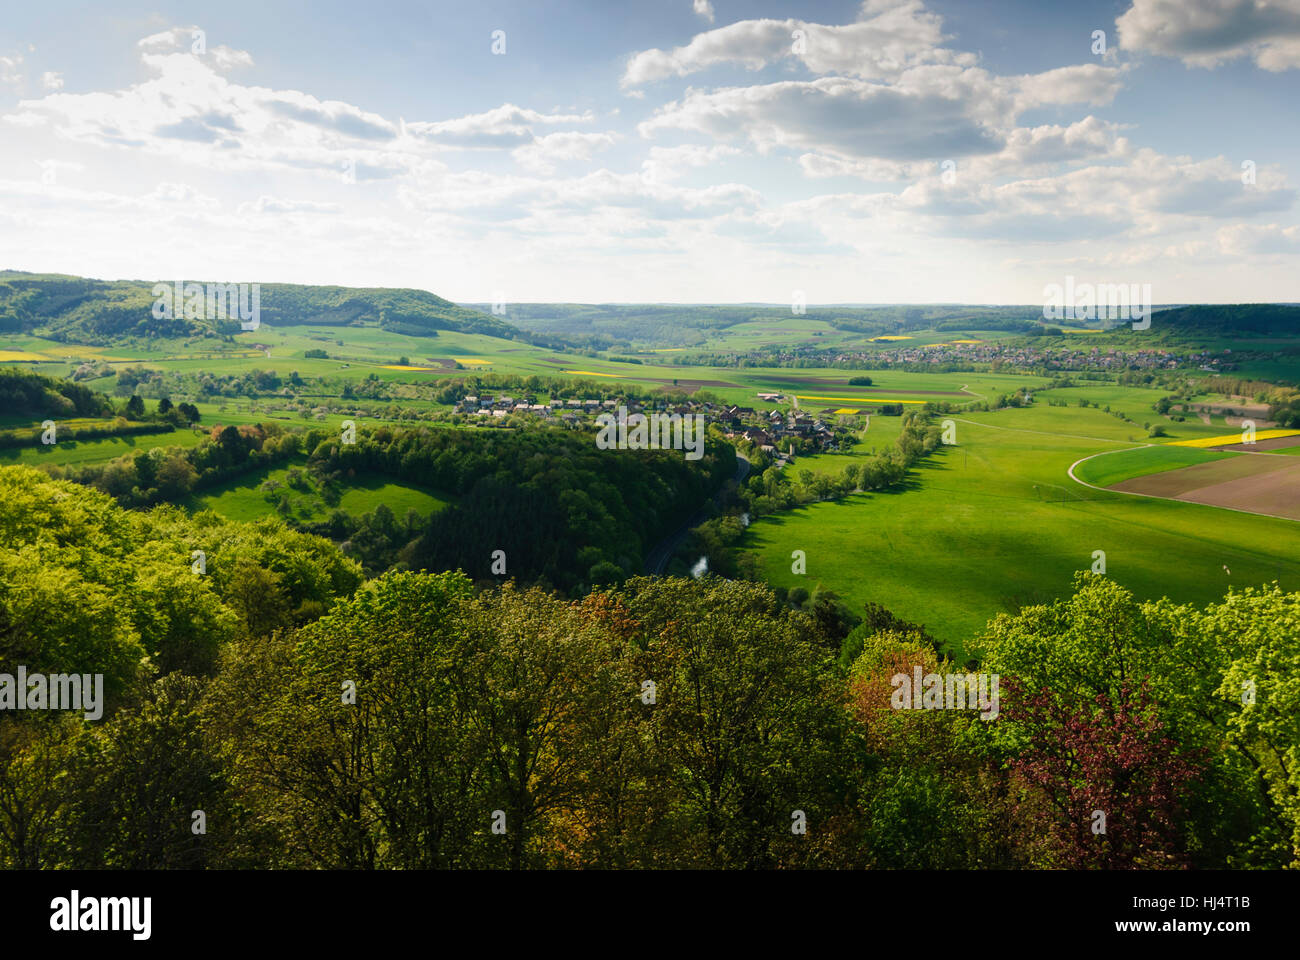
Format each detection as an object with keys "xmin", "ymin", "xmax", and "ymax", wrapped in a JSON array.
[
  {"xmin": 339, "ymin": 477, "xmax": 450, "ymax": 516},
  {"xmin": 0, "ymin": 427, "xmax": 206, "ymax": 467},
  {"xmin": 5, "ymin": 324, "xmax": 1297, "ymax": 657},
  {"xmin": 192, "ymin": 461, "xmax": 449, "ymax": 523},
  {"xmin": 1073, "ymin": 445, "xmax": 1236, "ymax": 487},
  {"xmin": 742, "ymin": 404, "xmax": 1300, "ymax": 656}
]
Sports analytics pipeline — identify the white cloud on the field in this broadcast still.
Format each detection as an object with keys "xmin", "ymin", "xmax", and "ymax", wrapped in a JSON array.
[
  {"xmin": 0, "ymin": 16, "xmax": 1294, "ymax": 302},
  {"xmin": 1, "ymin": 55, "xmax": 23, "ymax": 89},
  {"xmin": 236, "ymin": 195, "xmax": 341, "ymax": 216},
  {"xmin": 138, "ymin": 25, "xmax": 255, "ymax": 69},
  {"xmin": 2, "ymin": 34, "xmax": 599, "ymax": 187},
  {"xmin": 640, "ymin": 143, "xmax": 741, "ymax": 181},
  {"xmin": 693, "ymin": 0, "xmax": 715, "ymax": 24},
  {"xmin": 1217, "ymin": 222, "xmax": 1300, "ymax": 253},
  {"xmin": 640, "ymin": 75, "xmax": 1006, "ymax": 163},
  {"xmin": 407, "ymin": 104, "xmax": 595, "ymax": 149},
  {"xmin": 1013, "ymin": 64, "xmax": 1126, "ymax": 111},
  {"xmin": 1117, "ymin": 0, "xmax": 1300, "ymax": 71},
  {"xmin": 886, "ymin": 150, "xmax": 1296, "ymax": 243},
  {"xmin": 623, "ymin": 0, "xmax": 976, "ymax": 87},
  {"xmin": 513, "ymin": 131, "xmax": 618, "ymax": 173}
]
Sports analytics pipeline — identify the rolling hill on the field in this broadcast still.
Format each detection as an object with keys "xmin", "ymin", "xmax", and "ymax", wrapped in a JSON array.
[{"xmin": 0, "ymin": 271, "xmax": 554, "ymax": 346}]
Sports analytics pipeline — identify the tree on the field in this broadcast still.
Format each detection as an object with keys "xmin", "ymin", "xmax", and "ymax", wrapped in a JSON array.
[
  {"xmin": 616, "ymin": 577, "xmax": 854, "ymax": 867},
  {"xmin": 1004, "ymin": 680, "xmax": 1201, "ymax": 869},
  {"xmin": 982, "ymin": 574, "xmax": 1297, "ymax": 868},
  {"xmin": 221, "ymin": 559, "xmax": 289, "ymax": 637},
  {"xmin": 155, "ymin": 453, "xmax": 198, "ymax": 499},
  {"xmin": 59, "ymin": 675, "xmax": 228, "ymax": 868},
  {"xmin": 125, "ymin": 394, "xmax": 145, "ymax": 420}
]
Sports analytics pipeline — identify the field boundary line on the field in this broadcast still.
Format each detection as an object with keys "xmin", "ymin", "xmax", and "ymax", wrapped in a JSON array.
[{"xmin": 1067, "ymin": 448, "xmax": 1300, "ymax": 525}]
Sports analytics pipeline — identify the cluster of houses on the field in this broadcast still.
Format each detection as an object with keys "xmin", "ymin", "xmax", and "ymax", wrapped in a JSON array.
[
  {"xmin": 725, "ymin": 405, "xmax": 838, "ymax": 463},
  {"xmin": 453, "ymin": 394, "xmax": 614, "ymax": 421},
  {"xmin": 452, "ymin": 391, "xmax": 847, "ymax": 460},
  {"xmin": 724, "ymin": 341, "xmax": 1231, "ymax": 375}
]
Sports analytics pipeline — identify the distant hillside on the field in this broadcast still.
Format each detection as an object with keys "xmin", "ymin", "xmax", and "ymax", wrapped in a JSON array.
[
  {"xmin": 1137, "ymin": 304, "xmax": 1300, "ymax": 337},
  {"xmin": 0, "ymin": 271, "xmax": 554, "ymax": 346},
  {"xmin": 479, "ymin": 302, "xmax": 1086, "ymax": 348}
]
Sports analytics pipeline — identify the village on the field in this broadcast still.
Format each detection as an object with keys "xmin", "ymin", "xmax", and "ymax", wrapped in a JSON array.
[
  {"xmin": 697, "ymin": 340, "xmax": 1231, "ymax": 374},
  {"xmin": 452, "ymin": 390, "xmax": 854, "ymax": 463}
]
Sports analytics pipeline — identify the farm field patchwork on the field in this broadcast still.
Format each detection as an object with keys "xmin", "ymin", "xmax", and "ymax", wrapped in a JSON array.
[
  {"xmin": 1210, "ymin": 435, "xmax": 1300, "ymax": 453},
  {"xmin": 1171, "ymin": 429, "xmax": 1300, "ymax": 448},
  {"xmin": 1110, "ymin": 455, "xmax": 1300, "ymax": 521},
  {"xmin": 1072, "ymin": 444, "xmax": 1235, "ymax": 487}
]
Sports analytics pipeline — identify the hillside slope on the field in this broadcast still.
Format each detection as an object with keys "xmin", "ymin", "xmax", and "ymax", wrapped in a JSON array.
[{"xmin": 0, "ymin": 271, "xmax": 541, "ymax": 345}]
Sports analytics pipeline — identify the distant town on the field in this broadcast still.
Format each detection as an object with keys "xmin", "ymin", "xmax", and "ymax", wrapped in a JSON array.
[{"xmin": 454, "ymin": 391, "xmax": 853, "ymax": 461}]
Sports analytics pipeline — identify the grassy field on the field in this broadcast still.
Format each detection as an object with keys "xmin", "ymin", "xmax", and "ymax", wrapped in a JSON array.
[
  {"xmin": 742, "ymin": 401, "xmax": 1300, "ymax": 656},
  {"xmin": 0, "ymin": 427, "xmax": 207, "ymax": 467},
  {"xmin": 0, "ymin": 327, "xmax": 1052, "ymax": 412},
  {"xmin": 192, "ymin": 461, "xmax": 449, "ymax": 523},
  {"xmin": 1072, "ymin": 445, "xmax": 1236, "ymax": 487}
]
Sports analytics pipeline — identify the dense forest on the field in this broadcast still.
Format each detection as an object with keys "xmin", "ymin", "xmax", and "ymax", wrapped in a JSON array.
[
  {"xmin": 312, "ymin": 423, "xmax": 736, "ymax": 590},
  {"xmin": 1, "ymin": 466, "xmax": 1296, "ymax": 869},
  {"xmin": 0, "ymin": 366, "xmax": 115, "ymax": 419},
  {"xmin": 1132, "ymin": 304, "xmax": 1300, "ymax": 338}
]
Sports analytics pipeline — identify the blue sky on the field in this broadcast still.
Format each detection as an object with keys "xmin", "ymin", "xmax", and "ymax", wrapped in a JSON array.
[{"xmin": 1, "ymin": 0, "xmax": 1298, "ymax": 304}]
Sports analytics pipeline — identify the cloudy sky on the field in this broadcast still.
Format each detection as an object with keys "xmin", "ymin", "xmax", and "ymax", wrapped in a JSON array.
[{"xmin": 1, "ymin": 0, "xmax": 1298, "ymax": 304}]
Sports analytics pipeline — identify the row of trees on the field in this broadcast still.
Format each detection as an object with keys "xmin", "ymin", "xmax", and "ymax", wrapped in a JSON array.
[
  {"xmin": 41, "ymin": 422, "xmax": 302, "ymax": 507},
  {"xmin": 0, "ymin": 366, "xmax": 114, "ymax": 419}
]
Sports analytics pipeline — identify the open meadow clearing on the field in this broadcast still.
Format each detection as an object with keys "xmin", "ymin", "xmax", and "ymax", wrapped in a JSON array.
[{"xmin": 191, "ymin": 460, "xmax": 450, "ymax": 523}]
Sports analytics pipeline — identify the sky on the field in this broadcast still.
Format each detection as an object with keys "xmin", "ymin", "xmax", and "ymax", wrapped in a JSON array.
[{"xmin": 1, "ymin": 0, "xmax": 1298, "ymax": 305}]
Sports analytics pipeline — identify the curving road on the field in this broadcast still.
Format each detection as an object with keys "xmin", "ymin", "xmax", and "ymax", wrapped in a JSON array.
[{"xmin": 645, "ymin": 452, "xmax": 750, "ymax": 575}]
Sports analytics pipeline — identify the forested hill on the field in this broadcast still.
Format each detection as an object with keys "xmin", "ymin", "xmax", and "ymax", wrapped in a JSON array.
[
  {"xmin": 1142, "ymin": 303, "xmax": 1300, "ymax": 337},
  {"xmin": 0, "ymin": 271, "xmax": 544, "ymax": 345}
]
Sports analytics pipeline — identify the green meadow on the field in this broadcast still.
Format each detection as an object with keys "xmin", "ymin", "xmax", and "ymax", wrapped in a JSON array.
[
  {"xmin": 743, "ymin": 402, "xmax": 1300, "ymax": 655},
  {"xmin": 1072, "ymin": 444, "xmax": 1235, "ymax": 487},
  {"xmin": 0, "ymin": 427, "xmax": 207, "ymax": 467},
  {"xmin": 192, "ymin": 460, "xmax": 450, "ymax": 524}
]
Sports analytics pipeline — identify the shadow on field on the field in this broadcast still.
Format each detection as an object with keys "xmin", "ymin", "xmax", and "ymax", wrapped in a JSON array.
[{"xmin": 0, "ymin": 433, "xmax": 160, "ymax": 462}]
